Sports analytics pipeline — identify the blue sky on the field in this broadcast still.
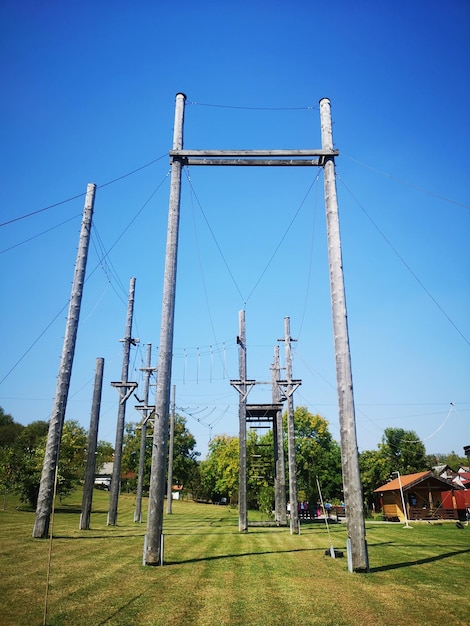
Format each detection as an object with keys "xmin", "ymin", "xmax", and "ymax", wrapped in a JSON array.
[{"xmin": 1, "ymin": 1, "xmax": 469, "ymax": 461}]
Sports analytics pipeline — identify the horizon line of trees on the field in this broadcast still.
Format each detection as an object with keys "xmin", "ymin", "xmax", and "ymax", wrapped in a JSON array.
[{"xmin": 0, "ymin": 405, "xmax": 467, "ymax": 512}]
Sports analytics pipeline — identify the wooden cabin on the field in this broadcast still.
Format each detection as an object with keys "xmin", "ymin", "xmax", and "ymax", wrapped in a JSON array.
[{"xmin": 374, "ymin": 471, "xmax": 463, "ymax": 522}]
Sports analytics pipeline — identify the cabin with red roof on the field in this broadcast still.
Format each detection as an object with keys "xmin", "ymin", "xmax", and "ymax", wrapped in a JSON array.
[{"xmin": 374, "ymin": 471, "xmax": 464, "ymax": 522}]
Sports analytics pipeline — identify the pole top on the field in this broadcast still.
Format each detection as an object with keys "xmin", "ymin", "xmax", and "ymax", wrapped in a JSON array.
[
  {"xmin": 176, "ymin": 92, "xmax": 187, "ymax": 100},
  {"xmin": 319, "ymin": 97, "xmax": 331, "ymax": 106}
]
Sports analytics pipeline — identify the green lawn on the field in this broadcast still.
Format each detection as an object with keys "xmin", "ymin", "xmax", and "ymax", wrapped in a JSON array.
[{"xmin": 1, "ymin": 490, "xmax": 469, "ymax": 625}]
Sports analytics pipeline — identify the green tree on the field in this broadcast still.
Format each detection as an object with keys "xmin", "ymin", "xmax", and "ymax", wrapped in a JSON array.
[
  {"xmin": 359, "ymin": 428, "xmax": 429, "ymax": 511},
  {"xmin": 359, "ymin": 449, "xmax": 391, "ymax": 509},
  {"xmin": 55, "ymin": 420, "xmax": 88, "ymax": 500},
  {"xmin": 172, "ymin": 415, "xmax": 200, "ymax": 487},
  {"xmin": 96, "ymin": 440, "xmax": 114, "ymax": 470},
  {"xmin": 426, "ymin": 451, "xmax": 467, "ymax": 470},
  {"xmin": 379, "ymin": 427, "xmax": 428, "ymax": 475},
  {"xmin": 8, "ymin": 420, "xmax": 49, "ymax": 507},
  {"xmin": 200, "ymin": 408, "xmax": 342, "ymax": 511},
  {"xmin": 257, "ymin": 407, "xmax": 342, "ymax": 504},
  {"xmin": 199, "ymin": 435, "xmax": 239, "ymax": 503},
  {"xmin": 0, "ymin": 407, "xmax": 23, "ymax": 447},
  {"xmin": 289, "ymin": 407, "xmax": 342, "ymax": 502},
  {"xmin": 121, "ymin": 415, "xmax": 200, "ymax": 494}
]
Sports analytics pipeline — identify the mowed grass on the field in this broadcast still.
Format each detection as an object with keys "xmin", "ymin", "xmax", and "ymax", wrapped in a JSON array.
[{"xmin": 1, "ymin": 490, "xmax": 469, "ymax": 626}]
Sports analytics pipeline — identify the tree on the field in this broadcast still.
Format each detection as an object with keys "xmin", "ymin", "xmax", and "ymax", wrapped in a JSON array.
[
  {"xmin": 96, "ymin": 440, "xmax": 114, "ymax": 470},
  {"xmin": 55, "ymin": 420, "xmax": 88, "ymax": 500},
  {"xmin": 7, "ymin": 420, "xmax": 49, "ymax": 507},
  {"xmin": 359, "ymin": 449, "xmax": 390, "ymax": 509},
  {"xmin": 426, "ymin": 451, "xmax": 467, "ymax": 470},
  {"xmin": 200, "ymin": 408, "xmax": 342, "ymax": 511},
  {"xmin": 120, "ymin": 415, "xmax": 199, "ymax": 494},
  {"xmin": 0, "ymin": 408, "xmax": 114, "ymax": 508},
  {"xmin": 289, "ymin": 407, "xmax": 342, "ymax": 502},
  {"xmin": 359, "ymin": 427, "xmax": 430, "ymax": 510},
  {"xmin": 172, "ymin": 415, "xmax": 200, "ymax": 487},
  {"xmin": 0, "ymin": 407, "xmax": 23, "ymax": 447},
  {"xmin": 379, "ymin": 427, "xmax": 428, "ymax": 475},
  {"xmin": 199, "ymin": 435, "xmax": 239, "ymax": 503}
]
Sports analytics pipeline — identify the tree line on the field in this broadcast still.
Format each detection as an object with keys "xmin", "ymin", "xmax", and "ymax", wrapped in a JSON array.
[{"xmin": 0, "ymin": 405, "xmax": 466, "ymax": 512}]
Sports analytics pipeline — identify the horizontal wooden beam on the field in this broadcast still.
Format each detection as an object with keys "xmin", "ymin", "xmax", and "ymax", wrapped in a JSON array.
[
  {"xmin": 170, "ymin": 148, "xmax": 338, "ymax": 157},
  {"xmin": 182, "ymin": 158, "xmax": 322, "ymax": 166}
]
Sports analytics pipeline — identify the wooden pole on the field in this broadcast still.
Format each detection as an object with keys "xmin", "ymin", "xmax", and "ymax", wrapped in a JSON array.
[
  {"xmin": 33, "ymin": 183, "xmax": 96, "ymax": 538},
  {"xmin": 166, "ymin": 385, "xmax": 176, "ymax": 514},
  {"xmin": 284, "ymin": 317, "xmax": 299, "ymax": 534},
  {"xmin": 108, "ymin": 277, "xmax": 137, "ymax": 526},
  {"xmin": 134, "ymin": 344, "xmax": 153, "ymax": 523},
  {"xmin": 144, "ymin": 92, "xmax": 186, "ymax": 565},
  {"xmin": 80, "ymin": 357, "xmax": 104, "ymax": 530},
  {"xmin": 272, "ymin": 346, "xmax": 287, "ymax": 525},
  {"xmin": 238, "ymin": 310, "xmax": 248, "ymax": 532},
  {"xmin": 319, "ymin": 97, "xmax": 369, "ymax": 572}
]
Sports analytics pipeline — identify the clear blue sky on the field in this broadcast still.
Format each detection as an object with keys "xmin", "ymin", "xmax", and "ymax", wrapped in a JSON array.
[{"xmin": 1, "ymin": 1, "xmax": 469, "ymax": 461}]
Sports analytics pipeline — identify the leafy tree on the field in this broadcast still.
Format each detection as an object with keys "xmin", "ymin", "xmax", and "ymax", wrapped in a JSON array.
[
  {"xmin": 359, "ymin": 449, "xmax": 391, "ymax": 509},
  {"xmin": 359, "ymin": 427, "xmax": 429, "ymax": 510},
  {"xmin": 200, "ymin": 408, "xmax": 342, "ymax": 511},
  {"xmin": 172, "ymin": 415, "xmax": 200, "ymax": 487},
  {"xmin": 379, "ymin": 427, "xmax": 428, "ymax": 475},
  {"xmin": 289, "ymin": 407, "xmax": 342, "ymax": 502},
  {"xmin": 121, "ymin": 415, "xmax": 199, "ymax": 494},
  {"xmin": 0, "ymin": 407, "xmax": 23, "ymax": 447},
  {"xmin": 257, "ymin": 408, "xmax": 342, "ymax": 504},
  {"xmin": 55, "ymin": 420, "xmax": 88, "ymax": 500},
  {"xmin": 96, "ymin": 440, "xmax": 114, "ymax": 469},
  {"xmin": 199, "ymin": 434, "xmax": 239, "ymax": 503},
  {"xmin": 426, "ymin": 451, "xmax": 467, "ymax": 470},
  {"xmin": 0, "ymin": 408, "xmax": 114, "ymax": 508}
]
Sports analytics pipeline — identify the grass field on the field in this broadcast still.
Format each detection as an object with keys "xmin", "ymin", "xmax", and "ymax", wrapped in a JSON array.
[{"xmin": 1, "ymin": 490, "xmax": 469, "ymax": 626}]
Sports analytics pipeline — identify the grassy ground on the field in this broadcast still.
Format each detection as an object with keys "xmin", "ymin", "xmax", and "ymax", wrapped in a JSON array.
[{"xmin": 1, "ymin": 490, "xmax": 469, "ymax": 626}]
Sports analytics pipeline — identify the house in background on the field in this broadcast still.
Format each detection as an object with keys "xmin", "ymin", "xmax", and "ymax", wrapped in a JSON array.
[
  {"xmin": 171, "ymin": 485, "xmax": 184, "ymax": 500},
  {"xmin": 94, "ymin": 461, "xmax": 113, "ymax": 490},
  {"xmin": 374, "ymin": 471, "xmax": 464, "ymax": 522},
  {"xmin": 432, "ymin": 464, "xmax": 457, "ymax": 482},
  {"xmin": 453, "ymin": 467, "xmax": 470, "ymax": 489}
]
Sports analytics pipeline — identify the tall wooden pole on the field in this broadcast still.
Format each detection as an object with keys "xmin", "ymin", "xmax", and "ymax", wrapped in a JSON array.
[
  {"xmin": 272, "ymin": 346, "xmax": 286, "ymax": 525},
  {"xmin": 33, "ymin": 183, "xmax": 96, "ymax": 538},
  {"xmin": 166, "ymin": 385, "xmax": 176, "ymax": 514},
  {"xmin": 80, "ymin": 357, "xmax": 104, "ymax": 530},
  {"xmin": 284, "ymin": 317, "xmax": 299, "ymax": 534},
  {"xmin": 320, "ymin": 98, "xmax": 369, "ymax": 572},
  {"xmin": 144, "ymin": 92, "xmax": 186, "ymax": 565},
  {"xmin": 108, "ymin": 277, "xmax": 137, "ymax": 526},
  {"xmin": 237, "ymin": 310, "xmax": 248, "ymax": 532},
  {"xmin": 134, "ymin": 344, "xmax": 154, "ymax": 523}
]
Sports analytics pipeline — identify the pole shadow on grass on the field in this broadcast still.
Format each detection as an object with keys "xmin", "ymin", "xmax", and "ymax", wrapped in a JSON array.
[
  {"xmin": 369, "ymin": 547, "xmax": 470, "ymax": 573},
  {"xmin": 96, "ymin": 591, "xmax": 147, "ymax": 626},
  {"xmin": 164, "ymin": 546, "xmax": 325, "ymax": 566}
]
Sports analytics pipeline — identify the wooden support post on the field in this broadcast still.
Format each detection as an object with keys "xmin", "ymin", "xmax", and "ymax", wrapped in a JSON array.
[
  {"xmin": 166, "ymin": 385, "xmax": 176, "ymax": 514},
  {"xmin": 33, "ymin": 183, "xmax": 96, "ymax": 538},
  {"xmin": 108, "ymin": 277, "xmax": 138, "ymax": 526},
  {"xmin": 134, "ymin": 344, "xmax": 154, "ymax": 523},
  {"xmin": 144, "ymin": 93, "xmax": 186, "ymax": 565},
  {"xmin": 80, "ymin": 357, "xmax": 104, "ymax": 530},
  {"xmin": 284, "ymin": 317, "xmax": 299, "ymax": 534},
  {"xmin": 272, "ymin": 346, "xmax": 287, "ymax": 525},
  {"xmin": 237, "ymin": 310, "xmax": 248, "ymax": 532},
  {"xmin": 320, "ymin": 97, "xmax": 369, "ymax": 572}
]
